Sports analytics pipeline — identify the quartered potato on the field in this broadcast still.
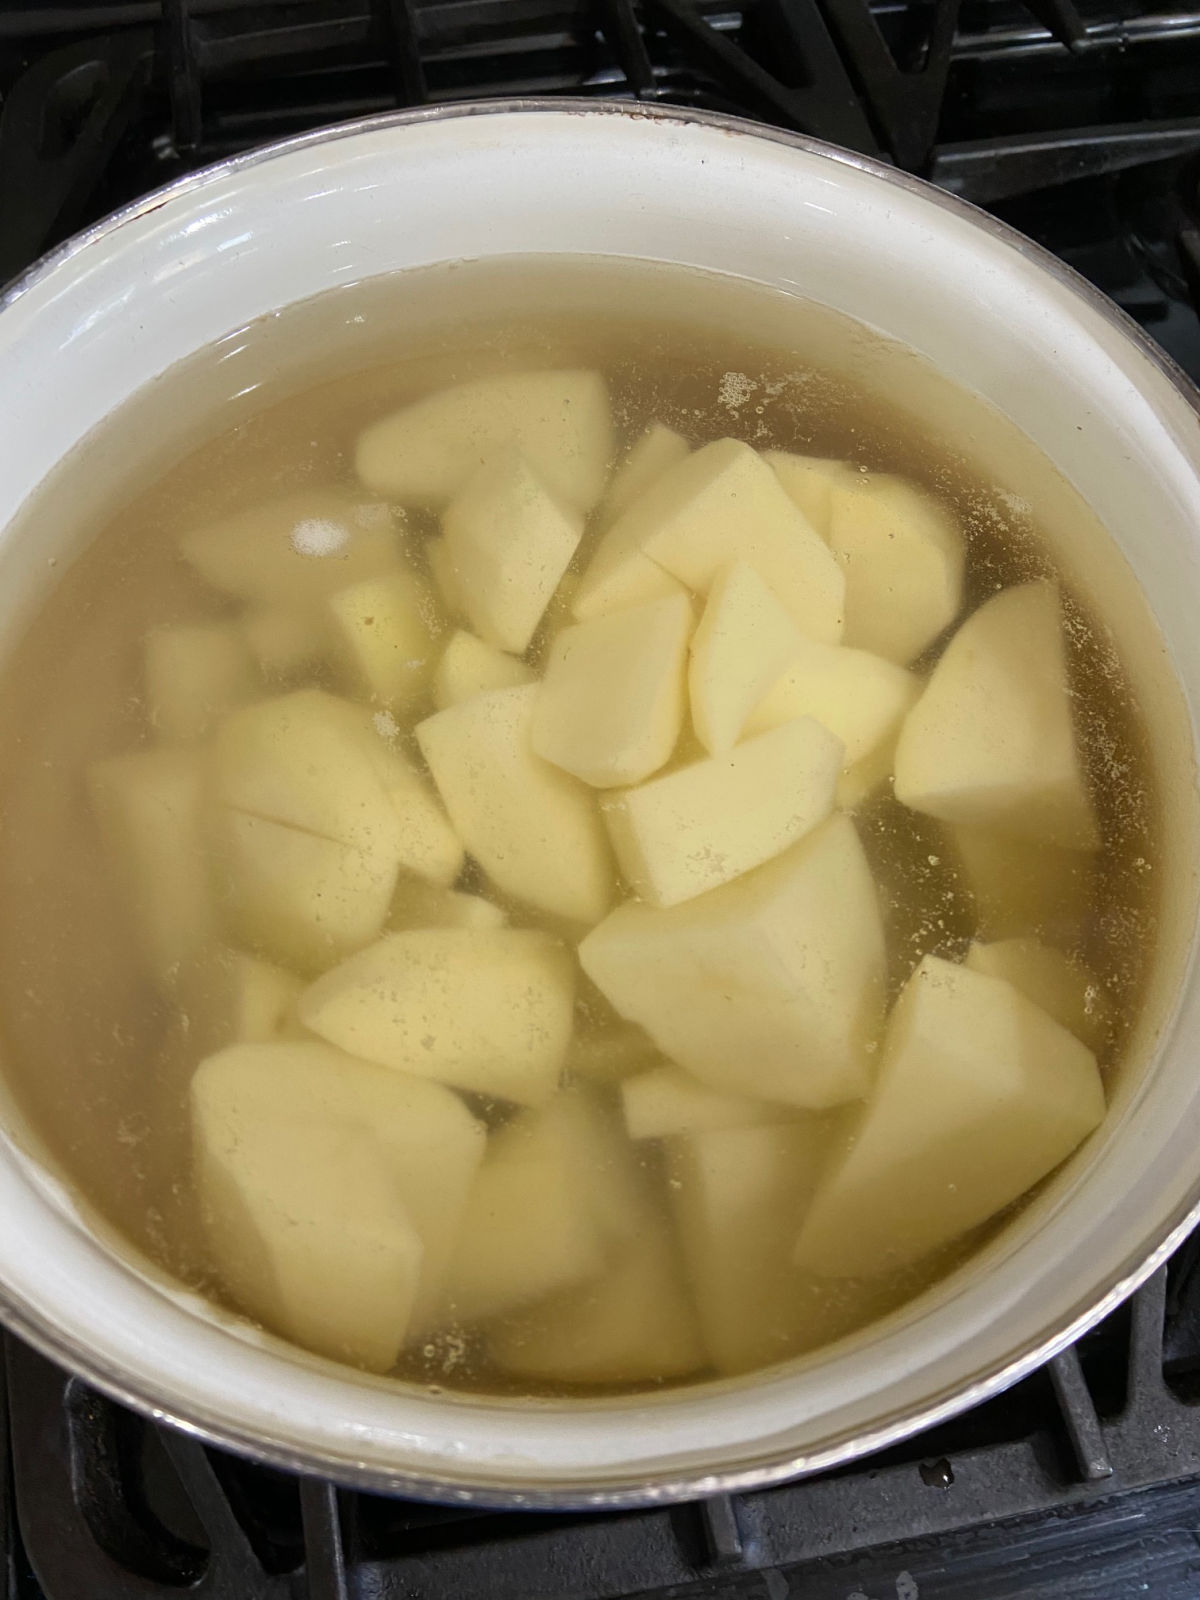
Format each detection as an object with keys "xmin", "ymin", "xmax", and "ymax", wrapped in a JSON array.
[
  {"xmin": 622, "ymin": 1064, "xmax": 795, "ymax": 1141},
  {"xmin": 895, "ymin": 581, "xmax": 1099, "ymax": 849},
  {"xmin": 601, "ymin": 423, "xmax": 691, "ymax": 522},
  {"xmin": 143, "ymin": 622, "xmax": 258, "ymax": 742},
  {"xmin": 965, "ymin": 937, "xmax": 1113, "ymax": 1053},
  {"xmin": 764, "ymin": 450, "xmax": 853, "ymax": 536},
  {"xmin": 329, "ymin": 568, "xmax": 442, "ymax": 711},
  {"xmin": 433, "ymin": 630, "xmax": 534, "ymax": 710},
  {"xmin": 688, "ymin": 561, "xmax": 804, "ymax": 756}
]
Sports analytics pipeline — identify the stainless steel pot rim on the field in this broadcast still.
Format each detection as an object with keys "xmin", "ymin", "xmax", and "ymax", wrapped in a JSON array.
[{"xmin": 1, "ymin": 96, "xmax": 1199, "ymax": 1509}]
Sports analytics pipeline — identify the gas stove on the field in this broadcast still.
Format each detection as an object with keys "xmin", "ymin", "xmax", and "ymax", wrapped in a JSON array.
[{"xmin": 2, "ymin": 6, "xmax": 1200, "ymax": 1598}]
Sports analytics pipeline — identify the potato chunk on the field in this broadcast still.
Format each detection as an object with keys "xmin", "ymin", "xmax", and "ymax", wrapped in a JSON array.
[
  {"xmin": 745, "ymin": 637, "xmax": 918, "ymax": 770},
  {"xmin": 355, "ymin": 369, "xmax": 613, "ymax": 512},
  {"xmin": 443, "ymin": 450, "xmax": 583, "ymax": 654},
  {"xmin": 688, "ymin": 562, "xmax": 803, "ymax": 755},
  {"xmin": 603, "ymin": 423, "xmax": 691, "ymax": 521},
  {"xmin": 212, "ymin": 689, "xmax": 462, "ymax": 886},
  {"xmin": 298, "ymin": 928, "xmax": 574, "ymax": 1106},
  {"xmin": 416, "ymin": 685, "xmax": 613, "ymax": 925},
  {"xmin": 668, "ymin": 1121, "xmax": 828, "ymax": 1373},
  {"xmin": 192, "ymin": 1040, "xmax": 485, "ymax": 1355},
  {"xmin": 144, "ymin": 623, "xmax": 257, "ymax": 742},
  {"xmin": 488, "ymin": 1219, "xmax": 702, "ymax": 1385},
  {"xmin": 949, "ymin": 823, "xmax": 1093, "ymax": 941},
  {"xmin": 444, "ymin": 1088, "xmax": 644, "ymax": 1321},
  {"xmin": 966, "ymin": 938, "xmax": 1113, "ymax": 1053},
  {"xmin": 575, "ymin": 439, "xmax": 844, "ymax": 641},
  {"xmin": 601, "ymin": 717, "xmax": 842, "ymax": 907},
  {"xmin": 329, "ymin": 569, "xmax": 442, "ymax": 711},
  {"xmin": 894, "ymin": 582, "xmax": 1099, "ymax": 849},
  {"xmin": 580, "ymin": 814, "xmax": 885, "ymax": 1108},
  {"xmin": 88, "ymin": 747, "xmax": 215, "ymax": 991},
  {"xmin": 433, "ymin": 631, "xmax": 533, "ymax": 710},
  {"xmin": 209, "ymin": 808, "xmax": 398, "ymax": 972},
  {"xmin": 532, "ymin": 592, "xmax": 692, "ymax": 787},
  {"xmin": 622, "ymin": 1065, "xmax": 794, "ymax": 1141},
  {"xmin": 764, "ymin": 451, "xmax": 852, "ymax": 536},
  {"xmin": 827, "ymin": 475, "xmax": 964, "ymax": 664},
  {"xmin": 794, "ymin": 956, "xmax": 1106, "ymax": 1277},
  {"xmin": 179, "ymin": 491, "xmax": 398, "ymax": 607}
]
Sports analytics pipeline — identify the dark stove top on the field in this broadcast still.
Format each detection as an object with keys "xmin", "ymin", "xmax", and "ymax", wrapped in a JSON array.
[{"xmin": 2, "ymin": 5, "xmax": 1200, "ymax": 1597}]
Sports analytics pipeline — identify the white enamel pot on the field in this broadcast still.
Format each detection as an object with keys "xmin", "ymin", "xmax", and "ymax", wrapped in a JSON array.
[{"xmin": 1, "ymin": 100, "xmax": 1200, "ymax": 1508}]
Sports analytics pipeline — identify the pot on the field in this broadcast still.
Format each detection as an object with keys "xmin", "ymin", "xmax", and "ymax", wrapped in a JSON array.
[{"xmin": 1, "ymin": 99, "xmax": 1199, "ymax": 1508}]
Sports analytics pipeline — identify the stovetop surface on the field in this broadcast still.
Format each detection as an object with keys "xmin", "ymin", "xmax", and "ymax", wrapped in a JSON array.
[{"xmin": 2, "ymin": 4, "xmax": 1200, "ymax": 1597}]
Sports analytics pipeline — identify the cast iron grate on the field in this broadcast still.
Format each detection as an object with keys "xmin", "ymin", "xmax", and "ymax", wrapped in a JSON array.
[{"xmin": 6, "ymin": 1253, "xmax": 1200, "ymax": 1597}]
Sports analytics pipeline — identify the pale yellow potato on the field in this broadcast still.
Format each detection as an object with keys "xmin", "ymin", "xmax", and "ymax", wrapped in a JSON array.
[
  {"xmin": 488, "ymin": 1219, "xmax": 702, "ymax": 1385},
  {"xmin": 602, "ymin": 423, "xmax": 691, "ymax": 521},
  {"xmin": 444, "ymin": 1088, "xmax": 644, "ymax": 1322},
  {"xmin": 763, "ymin": 451, "xmax": 854, "ymax": 537},
  {"xmin": 179, "ymin": 491, "xmax": 399, "ymax": 607},
  {"xmin": 209, "ymin": 808, "xmax": 398, "ymax": 973},
  {"xmin": 443, "ymin": 449, "xmax": 583, "ymax": 654},
  {"xmin": 532, "ymin": 591, "xmax": 692, "ymax": 787},
  {"xmin": 688, "ymin": 562, "xmax": 803, "ymax": 755},
  {"xmin": 416, "ymin": 685, "xmax": 613, "ymax": 926},
  {"xmin": 794, "ymin": 956, "xmax": 1106, "ymax": 1277},
  {"xmin": 330, "ymin": 568, "xmax": 442, "ymax": 711},
  {"xmin": 745, "ymin": 636, "xmax": 919, "ymax": 770},
  {"xmin": 601, "ymin": 717, "xmax": 842, "ymax": 907},
  {"xmin": 298, "ymin": 928, "xmax": 575, "ymax": 1106},
  {"xmin": 425, "ymin": 536, "xmax": 465, "ymax": 620},
  {"xmin": 667, "ymin": 1120, "xmax": 829, "ymax": 1374},
  {"xmin": 355, "ymin": 369, "xmax": 613, "ymax": 512},
  {"xmin": 949, "ymin": 822, "xmax": 1094, "ymax": 940},
  {"xmin": 894, "ymin": 582, "xmax": 1099, "ymax": 850},
  {"xmin": 212, "ymin": 689, "xmax": 462, "ymax": 887},
  {"xmin": 575, "ymin": 439, "xmax": 844, "ymax": 641},
  {"xmin": 580, "ymin": 814, "xmax": 886, "ymax": 1108},
  {"xmin": 622, "ymin": 1064, "xmax": 795, "ymax": 1141},
  {"xmin": 433, "ymin": 630, "xmax": 534, "ymax": 710},
  {"xmin": 240, "ymin": 605, "xmax": 326, "ymax": 679},
  {"xmin": 966, "ymin": 938, "xmax": 1113, "ymax": 1053},
  {"xmin": 144, "ymin": 622, "xmax": 258, "ymax": 742},
  {"xmin": 827, "ymin": 474, "xmax": 964, "ymax": 664},
  {"xmin": 88, "ymin": 747, "xmax": 216, "ymax": 992},
  {"xmin": 192, "ymin": 1040, "xmax": 485, "ymax": 1351},
  {"xmin": 388, "ymin": 878, "xmax": 507, "ymax": 932}
]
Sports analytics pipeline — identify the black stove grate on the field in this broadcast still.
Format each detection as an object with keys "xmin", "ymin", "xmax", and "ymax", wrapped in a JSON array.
[{"xmin": 7, "ymin": 1251, "xmax": 1200, "ymax": 1598}]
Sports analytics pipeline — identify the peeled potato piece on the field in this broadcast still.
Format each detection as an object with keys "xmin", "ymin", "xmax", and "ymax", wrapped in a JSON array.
[
  {"xmin": 533, "ymin": 591, "xmax": 693, "ymax": 787},
  {"xmin": 764, "ymin": 451, "xmax": 853, "ymax": 537},
  {"xmin": 298, "ymin": 928, "xmax": 575, "ymax": 1106},
  {"xmin": 894, "ymin": 581, "xmax": 1099, "ymax": 849},
  {"xmin": 433, "ymin": 630, "xmax": 534, "ymax": 710},
  {"xmin": 966, "ymin": 937, "xmax": 1113, "ymax": 1053},
  {"xmin": 745, "ymin": 636, "xmax": 919, "ymax": 771},
  {"xmin": 581, "ymin": 814, "xmax": 886, "ymax": 1109},
  {"xmin": 330, "ymin": 569, "xmax": 442, "ymax": 711},
  {"xmin": 212, "ymin": 689, "xmax": 462, "ymax": 887},
  {"xmin": 179, "ymin": 491, "xmax": 399, "ymax": 608},
  {"xmin": 144, "ymin": 623, "xmax": 258, "ymax": 743},
  {"xmin": 575, "ymin": 439, "xmax": 844, "ymax": 641},
  {"xmin": 688, "ymin": 562, "xmax": 804, "ymax": 756},
  {"xmin": 488, "ymin": 1218, "xmax": 702, "ymax": 1385},
  {"xmin": 355, "ymin": 369, "xmax": 613, "ymax": 512},
  {"xmin": 88, "ymin": 746, "xmax": 215, "ymax": 992},
  {"xmin": 622, "ymin": 1064, "xmax": 795, "ymax": 1141},
  {"xmin": 668, "ymin": 1121, "xmax": 829, "ymax": 1374},
  {"xmin": 827, "ymin": 474, "xmax": 964, "ymax": 664},
  {"xmin": 794, "ymin": 955, "xmax": 1106, "ymax": 1277},
  {"xmin": 192, "ymin": 1040, "xmax": 485, "ymax": 1355},
  {"xmin": 416, "ymin": 685, "xmax": 612, "ymax": 926},
  {"xmin": 949, "ymin": 822, "xmax": 1094, "ymax": 941},
  {"xmin": 443, "ymin": 450, "xmax": 583, "ymax": 655},
  {"xmin": 601, "ymin": 717, "xmax": 842, "ymax": 908},
  {"xmin": 602, "ymin": 423, "xmax": 691, "ymax": 522},
  {"xmin": 444, "ymin": 1088, "xmax": 644, "ymax": 1321},
  {"xmin": 209, "ymin": 807, "xmax": 398, "ymax": 973}
]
